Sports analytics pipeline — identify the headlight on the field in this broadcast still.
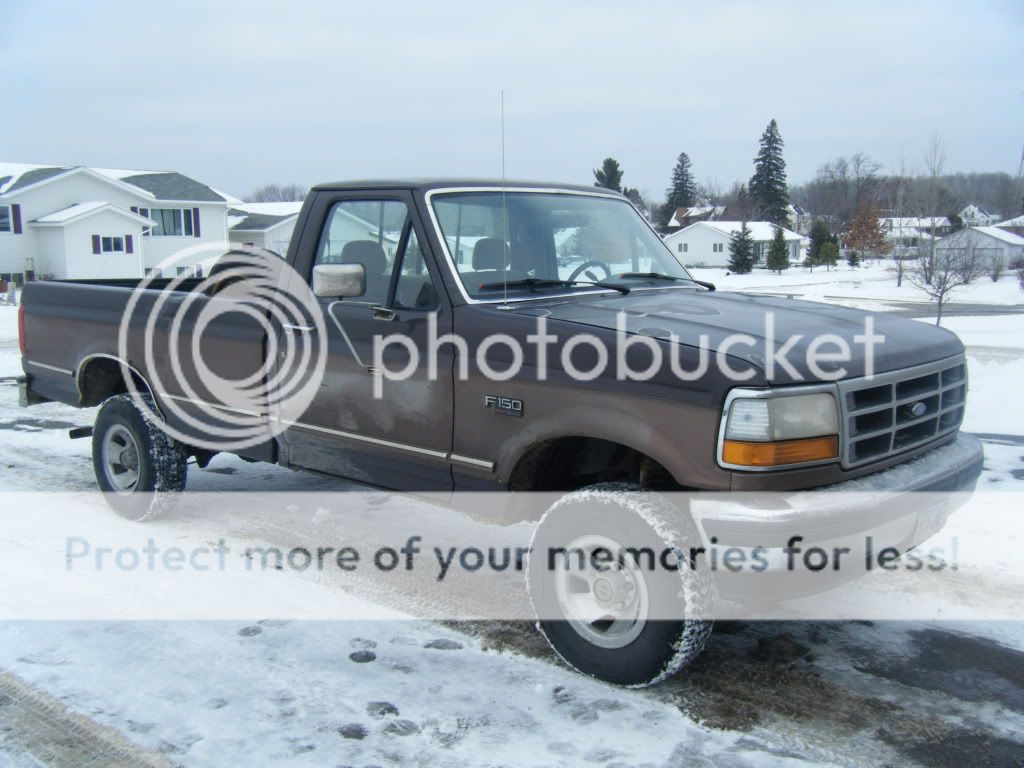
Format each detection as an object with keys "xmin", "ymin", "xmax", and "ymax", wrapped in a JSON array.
[{"xmin": 720, "ymin": 391, "xmax": 839, "ymax": 469}]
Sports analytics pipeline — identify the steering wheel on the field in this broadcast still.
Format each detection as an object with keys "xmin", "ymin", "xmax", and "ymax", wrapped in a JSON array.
[{"xmin": 568, "ymin": 260, "xmax": 613, "ymax": 282}]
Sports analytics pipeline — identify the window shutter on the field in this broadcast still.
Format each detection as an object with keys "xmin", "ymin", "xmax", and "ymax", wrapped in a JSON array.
[
  {"xmin": 125, "ymin": 235, "xmax": 134, "ymax": 254},
  {"xmin": 192, "ymin": 208, "xmax": 201, "ymax": 238},
  {"xmin": 91, "ymin": 235, "xmax": 101, "ymax": 254},
  {"xmin": 12, "ymin": 204, "xmax": 22, "ymax": 234}
]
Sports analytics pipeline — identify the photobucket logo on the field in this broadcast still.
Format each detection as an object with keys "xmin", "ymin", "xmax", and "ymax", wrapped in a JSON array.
[
  {"xmin": 117, "ymin": 243, "xmax": 327, "ymax": 451},
  {"xmin": 369, "ymin": 312, "xmax": 884, "ymax": 397}
]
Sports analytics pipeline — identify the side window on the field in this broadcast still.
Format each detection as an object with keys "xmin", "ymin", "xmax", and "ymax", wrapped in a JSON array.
[
  {"xmin": 393, "ymin": 229, "xmax": 438, "ymax": 310},
  {"xmin": 314, "ymin": 200, "xmax": 408, "ymax": 305}
]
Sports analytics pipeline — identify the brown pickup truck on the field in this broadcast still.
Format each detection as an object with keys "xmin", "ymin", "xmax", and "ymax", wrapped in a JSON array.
[{"xmin": 18, "ymin": 179, "xmax": 983, "ymax": 685}]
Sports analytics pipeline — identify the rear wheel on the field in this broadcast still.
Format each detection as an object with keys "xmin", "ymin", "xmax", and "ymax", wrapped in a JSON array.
[
  {"xmin": 92, "ymin": 394, "xmax": 188, "ymax": 521},
  {"xmin": 527, "ymin": 483, "xmax": 713, "ymax": 686}
]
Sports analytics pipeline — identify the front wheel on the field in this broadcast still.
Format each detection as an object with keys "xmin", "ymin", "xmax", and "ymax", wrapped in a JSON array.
[
  {"xmin": 526, "ymin": 483, "xmax": 713, "ymax": 687},
  {"xmin": 92, "ymin": 394, "xmax": 188, "ymax": 521}
]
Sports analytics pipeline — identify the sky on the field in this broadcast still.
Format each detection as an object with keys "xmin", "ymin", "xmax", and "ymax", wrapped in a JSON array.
[{"xmin": 2, "ymin": 0, "xmax": 1022, "ymax": 201}]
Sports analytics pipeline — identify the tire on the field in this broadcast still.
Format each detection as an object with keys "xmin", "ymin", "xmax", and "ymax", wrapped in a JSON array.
[
  {"xmin": 526, "ymin": 483, "xmax": 713, "ymax": 687},
  {"xmin": 92, "ymin": 394, "xmax": 188, "ymax": 521}
]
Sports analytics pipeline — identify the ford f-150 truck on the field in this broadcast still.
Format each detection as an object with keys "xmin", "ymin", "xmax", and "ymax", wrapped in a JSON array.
[{"xmin": 18, "ymin": 179, "xmax": 983, "ymax": 685}]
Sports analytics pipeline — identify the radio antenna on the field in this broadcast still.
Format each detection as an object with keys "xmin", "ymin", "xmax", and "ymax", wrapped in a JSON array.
[{"xmin": 501, "ymin": 90, "xmax": 510, "ymax": 306}]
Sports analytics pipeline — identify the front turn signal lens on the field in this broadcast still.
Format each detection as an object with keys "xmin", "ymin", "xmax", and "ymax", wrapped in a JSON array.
[{"xmin": 722, "ymin": 435, "xmax": 839, "ymax": 467}]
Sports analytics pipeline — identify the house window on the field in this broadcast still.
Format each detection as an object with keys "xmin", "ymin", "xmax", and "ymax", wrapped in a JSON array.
[
  {"xmin": 0, "ymin": 205, "xmax": 10, "ymax": 233},
  {"xmin": 141, "ymin": 208, "xmax": 194, "ymax": 237},
  {"xmin": 712, "ymin": 243, "xmax": 723, "ymax": 253},
  {"xmin": 101, "ymin": 236, "xmax": 125, "ymax": 253}
]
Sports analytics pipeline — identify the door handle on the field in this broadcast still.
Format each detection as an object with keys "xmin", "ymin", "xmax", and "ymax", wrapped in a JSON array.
[
  {"xmin": 371, "ymin": 306, "xmax": 396, "ymax": 322},
  {"xmin": 282, "ymin": 323, "xmax": 316, "ymax": 334}
]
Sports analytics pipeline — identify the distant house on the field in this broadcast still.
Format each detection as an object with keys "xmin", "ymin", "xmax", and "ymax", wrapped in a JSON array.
[
  {"xmin": 996, "ymin": 214, "xmax": 1024, "ymax": 238},
  {"xmin": 786, "ymin": 204, "xmax": 811, "ymax": 234},
  {"xmin": 878, "ymin": 218, "xmax": 939, "ymax": 253},
  {"xmin": 664, "ymin": 221, "xmax": 806, "ymax": 268},
  {"xmin": 228, "ymin": 202, "xmax": 302, "ymax": 255},
  {"xmin": 935, "ymin": 226, "xmax": 1024, "ymax": 268},
  {"xmin": 958, "ymin": 204, "xmax": 1000, "ymax": 227},
  {"xmin": 665, "ymin": 205, "xmax": 725, "ymax": 230},
  {"xmin": 878, "ymin": 217, "xmax": 952, "ymax": 254},
  {"xmin": 0, "ymin": 162, "xmax": 235, "ymax": 282}
]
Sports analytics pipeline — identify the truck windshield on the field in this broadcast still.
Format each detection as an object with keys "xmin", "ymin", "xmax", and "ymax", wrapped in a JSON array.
[{"xmin": 430, "ymin": 191, "xmax": 695, "ymax": 300}]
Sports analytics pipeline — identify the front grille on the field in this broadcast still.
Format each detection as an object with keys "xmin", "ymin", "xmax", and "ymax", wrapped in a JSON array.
[{"xmin": 837, "ymin": 355, "xmax": 966, "ymax": 468}]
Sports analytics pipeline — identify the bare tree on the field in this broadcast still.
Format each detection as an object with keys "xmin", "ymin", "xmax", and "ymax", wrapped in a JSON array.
[
  {"xmin": 914, "ymin": 133, "xmax": 949, "ymax": 286},
  {"xmin": 988, "ymin": 253, "xmax": 1005, "ymax": 282},
  {"xmin": 698, "ymin": 177, "xmax": 724, "ymax": 205},
  {"xmin": 248, "ymin": 183, "xmax": 308, "ymax": 203},
  {"xmin": 910, "ymin": 237, "xmax": 984, "ymax": 325},
  {"xmin": 887, "ymin": 152, "xmax": 913, "ymax": 287},
  {"xmin": 849, "ymin": 152, "xmax": 882, "ymax": 208}
]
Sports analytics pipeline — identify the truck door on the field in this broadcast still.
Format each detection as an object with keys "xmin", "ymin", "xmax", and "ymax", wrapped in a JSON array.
[{"xmin": 277, "ymin": 193, "xmax": 455, "ymax": 490}]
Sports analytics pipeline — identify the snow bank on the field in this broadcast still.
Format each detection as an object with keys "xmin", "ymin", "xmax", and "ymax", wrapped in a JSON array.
[{"xmin": 920, "ymin": 314, "xmax": 1024, "ymax": 350}]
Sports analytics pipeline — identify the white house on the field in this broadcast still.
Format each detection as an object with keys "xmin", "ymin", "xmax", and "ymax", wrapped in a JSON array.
[
  {"xmin": 664, "ymin": 221, "xmax": 806, "ymax": 268},
  {"xmin": 879, "ymin": 217, "xmax": 952, "ymax": 242},
  {"xmin": 0, "ymin": 162, "xmax": 235, "ymax": 283},
  {"xmin": 228, "ymin": 202, "xmax": 302, "ymax": 255},
  {"xmin": 935, "ymin": 226, "xmax": 1024, "ymax": 269},
  {"xmin": 786, "ymin": 204, "xmax": 811, "ymax": 234},
  {"xmin": 996, "ymin": 214, "xmax": 1024, "ymax": 238},
  {"xmin": 958, "ymin": 204, "xmax": 1000, "ymax": 227}
]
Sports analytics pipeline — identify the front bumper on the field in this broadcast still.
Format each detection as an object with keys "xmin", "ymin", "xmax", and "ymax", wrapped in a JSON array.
[
  {"xmin": 693, "ymin": 432, "xmax": 984, "ymax": 600},
  {"xmin": 698, "ymin": 432, "xmax": 983, "ymax": 546}
]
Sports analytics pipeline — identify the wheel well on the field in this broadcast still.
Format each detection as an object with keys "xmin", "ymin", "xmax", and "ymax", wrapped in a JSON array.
[
  {"xmin": 507, "ymin": 437, "xmax": 681, "ymax": 492},
  {"xmin": 77, "ymin": 356, "xmax": 154, "ymax": 408}
]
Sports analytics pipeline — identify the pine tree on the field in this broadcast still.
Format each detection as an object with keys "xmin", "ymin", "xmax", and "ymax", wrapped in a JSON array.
[
  {"xmin": 819, "ymin": 241, "xmax": 839, "ymax": 271},
  {"xmin": 665, "ymin": 152, "xmax": 697, "ymax": 211},
  {"xmin": 593, "ymin": 158, "xmax": 623, "ymax": 192},
  {"xmin": 766, "ymin": 226, "xmax": 790, "ymax": 274},
  {"xmin": 728, "ymin": 223, "xmax": 755, "ymax": 274},
  {"xmin": 847, "ymin": 250, "xmax": 860, "ymax": 268},
  {"xmin": 623, "ymin": 187, "xmax": 644, "ymax": 208},
  {"xmin": 749, "ymin": 119, "xmax": 790, "ymax": 226},
  {"xmin": 807, "ymin": 219, "xmax": 831, "ymax": 263}
]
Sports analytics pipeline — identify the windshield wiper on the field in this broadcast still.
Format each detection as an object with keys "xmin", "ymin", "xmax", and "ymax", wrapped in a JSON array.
[
  {"xmin": 478, "ymin": 277, "xmax": 629, "ymax": 295},
  {"xmin": 617, "ymin": 272, "xmax": 715, "ymax": 292}
]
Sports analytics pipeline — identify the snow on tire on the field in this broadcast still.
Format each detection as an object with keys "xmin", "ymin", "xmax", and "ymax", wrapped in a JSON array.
[
  {"xmin": 526, "ymin": 483, "xmax": 714, "ymax": 687},
  {"xmin": 92, "ymin": 394, "xmax": 188, "ymax": 522}
]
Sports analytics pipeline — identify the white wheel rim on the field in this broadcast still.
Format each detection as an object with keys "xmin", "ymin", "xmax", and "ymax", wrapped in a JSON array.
[
  {"xmin": 102, "ymin": 424, "xmax": 141, "ymax": 494},
  {"xmin": 553, "ymin": 533, "xmax": 650, "ymax": 650}
]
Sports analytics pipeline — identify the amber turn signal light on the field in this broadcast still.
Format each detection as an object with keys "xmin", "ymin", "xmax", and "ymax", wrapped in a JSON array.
[{"xmin": 722, "ymin": 435, "xmax": 839, "ymax": 467}]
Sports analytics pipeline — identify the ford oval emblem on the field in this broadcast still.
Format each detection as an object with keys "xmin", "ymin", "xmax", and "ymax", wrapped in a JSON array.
[{"xmin": 911, "ymin": 402, "xmax": 928, "ymax": 417}]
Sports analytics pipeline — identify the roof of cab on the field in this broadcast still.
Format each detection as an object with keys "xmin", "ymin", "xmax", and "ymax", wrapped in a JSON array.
[{"xmin": 310, "ymin": 179, "xmax": 625, "ymax": 196}]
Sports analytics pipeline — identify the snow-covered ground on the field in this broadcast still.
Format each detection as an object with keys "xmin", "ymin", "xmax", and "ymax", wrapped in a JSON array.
[
  {"xmin": 689, "ymin": 261, "xmax": 1024, "ymax": 307},
  {"xmin": 1, "ymin": 291, "xmax": 1022, "ymax": 766}
]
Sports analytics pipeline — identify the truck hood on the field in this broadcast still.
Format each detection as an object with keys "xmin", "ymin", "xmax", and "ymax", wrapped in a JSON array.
[{"xmin": 512, "ymin": 288, "xmax": 964, "ymax": 383}]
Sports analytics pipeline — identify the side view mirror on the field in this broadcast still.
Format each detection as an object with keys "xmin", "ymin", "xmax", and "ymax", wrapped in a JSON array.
[{"xmin": 313, "ymin": 264, "xmax": 365, "ymax": 298}]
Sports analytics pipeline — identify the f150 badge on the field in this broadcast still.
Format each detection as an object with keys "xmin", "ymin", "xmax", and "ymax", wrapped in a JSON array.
[{"xmin": 483, "ymin": 395, "xmax": 523, "ymax": 417}]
